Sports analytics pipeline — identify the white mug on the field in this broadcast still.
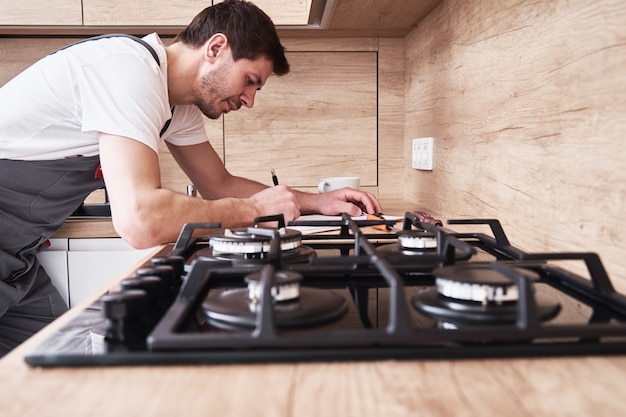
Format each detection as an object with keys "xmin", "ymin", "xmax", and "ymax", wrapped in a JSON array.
[{"xmin": 318, "ymin": 176, "xmax": 360, "ymax": 193}]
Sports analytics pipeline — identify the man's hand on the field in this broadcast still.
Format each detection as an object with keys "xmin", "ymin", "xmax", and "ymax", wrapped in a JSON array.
[
  {"xmin": 249, "ymin": 185, "xmax": 302, "ymax": 223},
  {"xmin": 296, "ymin": 187, "xmax": 383, "ymax": 217}
]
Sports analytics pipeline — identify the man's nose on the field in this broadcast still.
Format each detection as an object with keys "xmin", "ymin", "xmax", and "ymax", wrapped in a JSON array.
[{"xmin": 240, "ymin": 87, "xmax": 257, "ymax": 108}]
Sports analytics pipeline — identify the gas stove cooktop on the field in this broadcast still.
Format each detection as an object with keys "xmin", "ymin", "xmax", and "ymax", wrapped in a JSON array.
[{"xmin": 24, "ymin": 211, "xmax": 626, "ymax": 367}]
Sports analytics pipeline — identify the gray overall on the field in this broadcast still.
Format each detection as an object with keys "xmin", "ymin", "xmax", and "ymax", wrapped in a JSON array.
[
  {"xmin": 0, "ymin": 156, "xmax": 104, "ymax": 355},
  {"xmin": 0, "ymin": 34, "xmax": 165, "ymax": 356}
]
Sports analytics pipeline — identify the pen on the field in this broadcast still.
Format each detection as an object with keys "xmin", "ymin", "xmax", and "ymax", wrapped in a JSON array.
[{"xmin": 271, "ymin": 169, "xmax": 279, "ymax": 186}]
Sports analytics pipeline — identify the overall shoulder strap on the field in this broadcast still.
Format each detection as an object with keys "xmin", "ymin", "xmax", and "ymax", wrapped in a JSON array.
[{"xmin": 50, "ymin": 33, "xmax": 161, "ymax": 66}]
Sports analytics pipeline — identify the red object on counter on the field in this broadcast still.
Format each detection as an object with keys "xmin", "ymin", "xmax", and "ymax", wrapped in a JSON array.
[{"xmin": 412, "ymin": 210, "xmax": 443, "ymax": 226}]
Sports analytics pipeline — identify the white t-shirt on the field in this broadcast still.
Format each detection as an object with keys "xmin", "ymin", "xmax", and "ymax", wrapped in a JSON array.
[{"xmin": 0, "ymin": 33, "xmax": 207, "ymax": 161}]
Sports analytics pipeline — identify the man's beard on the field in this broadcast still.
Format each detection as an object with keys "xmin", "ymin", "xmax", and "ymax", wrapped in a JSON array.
[{"xmin": 195, "ymin": 67, "xmax": 229, "ymax": 120}]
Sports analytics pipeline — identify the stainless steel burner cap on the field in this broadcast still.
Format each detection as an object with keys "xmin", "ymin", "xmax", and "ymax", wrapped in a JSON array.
[
  {"xmin": 398, "ymin": 230, "xmax": 437, "ymax": 249},
  {"xmin": 245, "ymin": 270, "xmax": 303, "ymax": 303},
  {"xmin": 209, "ymin": 227, "xmax": 301, "ymax": 254},
  {"xmin": 433, "ymin": 264, "xmax": 540, "ymax": 305},
  {"xmin": 436, "ymin": 277, "xmax": 518, "ymax": 304}
]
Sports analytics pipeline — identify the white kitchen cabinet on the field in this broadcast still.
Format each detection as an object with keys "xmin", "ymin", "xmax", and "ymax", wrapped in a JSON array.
[
  {"xmin": 37, "ymin": 238, "xmax": 156, "ymax": 308},
  {"xmin": 67, "ymin": 238, "xmax": 156, "ymax": 308},
  {"xmin": 36, "ymin": 238, "xmax": 70, "ymax": 307}
]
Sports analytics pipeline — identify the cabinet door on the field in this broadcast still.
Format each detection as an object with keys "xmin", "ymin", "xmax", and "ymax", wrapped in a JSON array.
[
  {"xmin": 223, "ymin": 51, "xmax": 378, "ymax": 188},
  {"xmin": 36, "ymin": 239, "xmax": 69, "ymax": 307},
  {"xmin": 0, "ymin": 0, "xmax": 82, "ymax": 25},
  {"xmin": 67, "ymin": 239, "xmax": 156, "ymax": 308},
  {"xmin": 82, "ymin": 0, "xmax": 311, "ymax": 26}
]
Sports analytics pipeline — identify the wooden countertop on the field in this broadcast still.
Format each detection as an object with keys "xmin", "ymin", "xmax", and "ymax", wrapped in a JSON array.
[
  {"xmin": 2, "ymin": 317, "xmax": 626, "ymax": 417},
  {"xmin": 3, "ymin": 200, "xmax": 626, "ymax": 416},
  {"xmin": 53, "ymin": 217, "xmax": 119, "ymax": 238}
]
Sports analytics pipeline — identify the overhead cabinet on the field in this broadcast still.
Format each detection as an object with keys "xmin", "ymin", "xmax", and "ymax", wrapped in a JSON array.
[
  {"xmin": 0, "ymin": 0, "xmax": 82, "ymax": 25},
  {"xmin": 0, "ymin": 0, "xmax": 312, "ymax": 27},
  {"xmin": 82, "ymin": 0, "xmax": 208, "ymax": 26},
  {"xmin": 83, "ymin": 0, "xmax": 311, "ymax": 26}
]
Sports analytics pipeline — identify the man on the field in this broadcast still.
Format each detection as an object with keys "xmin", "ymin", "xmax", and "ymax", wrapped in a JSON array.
[{"xmin": 0, "ymin": 0, "xmax": 382, "ymax": 355}]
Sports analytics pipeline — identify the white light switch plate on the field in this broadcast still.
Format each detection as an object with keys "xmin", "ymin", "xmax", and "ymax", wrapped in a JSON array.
[{"xmin": 412, "ymin": 137, "xmax": 434, "ymax": 170}]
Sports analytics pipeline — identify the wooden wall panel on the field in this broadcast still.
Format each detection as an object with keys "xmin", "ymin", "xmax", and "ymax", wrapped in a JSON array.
[
  {"xmin": 158, "ymin": 118, "xmax": 224, "ymax": 195},
  {"xmin": 377, "ymin": 38, "xmax": 405, "ymax": 201},
  {"xmin": 404, "ymin": 0, "xmax": 626, "ymax": 289},
  {"xmin": 223, "ymin": 50, "xmax": 378, "ymax": 191},
  {"xmin": 0, "ymin": 38, "xmax": 72, "ymax": 85}
]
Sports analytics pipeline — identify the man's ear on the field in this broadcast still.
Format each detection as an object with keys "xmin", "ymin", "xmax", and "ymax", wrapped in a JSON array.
[{"xmin": 205, "ymin": 33, "xmax": 228, "ymax": 62}]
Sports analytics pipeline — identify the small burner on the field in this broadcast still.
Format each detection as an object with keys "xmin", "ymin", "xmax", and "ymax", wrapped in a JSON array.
[
  {"xmin": 195, "ymin": 227, "xmax": 316, "ymax": 264},
  {"xmin": 376, "ymin": 230, "xmax": 471, "ymax": 260},
  {"xmin": 398, "ymin": 230, "xmax": 438, "ymax": 249},
  {"xmin": 200, "ymin": 270, "xmax": 348, "ymax": 330},
  {"xmin": 412, "ymin": 263, "xmax": 561, "ymax": 325}
]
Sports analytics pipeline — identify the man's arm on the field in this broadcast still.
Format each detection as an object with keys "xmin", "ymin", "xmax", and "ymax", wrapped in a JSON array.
[
  {"xmin": 167, "ymin": 140, "xmax": 383, "ymax": 218},
  {"xmin": 98, "ymin": 134, "xmax": 301, "ymax": 248}
]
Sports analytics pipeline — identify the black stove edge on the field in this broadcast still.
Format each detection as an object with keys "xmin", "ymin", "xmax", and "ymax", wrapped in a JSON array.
[{"xmin": 24, "ymin": 342, "xmax": 626, "ymax": 368}]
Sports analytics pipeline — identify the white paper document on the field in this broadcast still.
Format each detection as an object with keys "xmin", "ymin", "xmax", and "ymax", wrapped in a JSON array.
[{"xmin": 287, "ymin": 214, "xmax": 402, "ymax": 235}]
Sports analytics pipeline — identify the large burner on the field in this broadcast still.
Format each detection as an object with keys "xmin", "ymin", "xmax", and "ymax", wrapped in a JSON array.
[
  {"xmin": 412, "ymin": 263, "xmax": 561, "ymax": 325},
  {"xmin": 200, "ymin": 270, "xmax": 348, "ymax": 330},
  {"xmin": 196, "ymin": 227, "xmax": 315, "ymax": 264},
  {"xmin": 211, "ymin": 227, "xmax": 301, "ymax": 254}
]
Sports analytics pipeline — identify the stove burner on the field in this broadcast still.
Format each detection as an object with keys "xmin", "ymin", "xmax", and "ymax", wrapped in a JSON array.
[
  {"xmin": 436, "ymin": 263, "xmax": 533, "ymax": 304},
  {"xmin": 246, "ymin": 270, "xmax": 301, "ymax": 303},
  {"xmin": 200, "ymin": 270, "xmax": 348, "ymax": 330},
  {"xmin": 195, "ymin": 227, "xmax": 316, "ymax": 264},
  {"xmin": 376, "ymin": 229, "xmax": 471, "ymax": 260},
  {"xmin": 398, "ymin": 230, "xmax": 437, "ymax": 249},
  {"xmin": 210, "ymin": 227, "xmax": 302, "ymax": 254},
  {"xmin": 195, "ymin": 246, "xmax": 316, "ymax": 264},
  {"xmin": 412, "ymin": 264, "xmax": 561, "ymax": 325}
]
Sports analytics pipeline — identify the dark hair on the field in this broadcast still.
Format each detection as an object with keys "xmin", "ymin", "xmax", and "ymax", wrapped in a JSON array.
[{"xmin": 174, "ymin": 0, "xmax": 289, "ymax": 75}]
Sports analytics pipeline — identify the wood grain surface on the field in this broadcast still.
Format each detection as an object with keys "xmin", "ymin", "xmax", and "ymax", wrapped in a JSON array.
[
  {"xmin": 403, "ymin": 0, "xmax": 626, "ymax": 291},
  {"xmin": 3, "ymin": 207, "xmax": 626, "ymax": 417}
]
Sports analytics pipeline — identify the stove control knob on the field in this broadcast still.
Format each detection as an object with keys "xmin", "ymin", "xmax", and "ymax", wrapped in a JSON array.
[
  {"xmin": 136, "ymin": 265, "xmax": 175, "ymax": 293},
  {"xmin": 151, "ymin": 256, "xmax": 185, "ymax": 279},
  {"xmin": 100, "ymin": 289, "xmax": 147, "ymax": 342},
  {"xmin": 121, "ymin": 276, "xmax": 161, "ymax": 314}
]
